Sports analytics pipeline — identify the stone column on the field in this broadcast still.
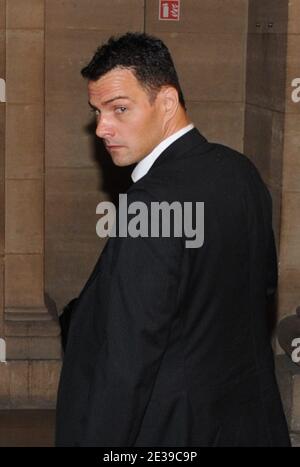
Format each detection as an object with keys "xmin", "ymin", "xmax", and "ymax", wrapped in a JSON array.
[
  {"xmin": 0, "ymin": 0, "xmax": 61, "ymax": 410},
  {"xmin": 278, "ymin": 0, "xmax": 300, "ymax": 322},
  {"xmin": 4, "ymin": 0, "xmax": 61, "ymax": 359},
  {"xmin": 5, "ymin": 0, "xmax": 48, "ymax": 321},
  {"xmin": 271, "ymin": 1, "xmax": 300, "ymax": 446},
  {"xmin": 244, "ymin": 0, "xmax": 288, "ymax": 247}
]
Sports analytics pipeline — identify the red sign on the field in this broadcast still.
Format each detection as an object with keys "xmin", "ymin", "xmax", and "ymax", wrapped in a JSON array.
[{"xmin": 159, "ymin": 0, "xmax": 180, "ymax": 21}]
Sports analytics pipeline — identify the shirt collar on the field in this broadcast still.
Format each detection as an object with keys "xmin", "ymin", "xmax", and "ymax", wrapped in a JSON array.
[{"xmin": 131, "ymin": 123, "xmax": 194, "ymax": 183}]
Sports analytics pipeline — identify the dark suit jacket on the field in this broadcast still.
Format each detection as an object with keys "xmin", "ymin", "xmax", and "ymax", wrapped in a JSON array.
[{"xmin": 55, "ymin": 129, "xmax": 290, "ymax": 447}]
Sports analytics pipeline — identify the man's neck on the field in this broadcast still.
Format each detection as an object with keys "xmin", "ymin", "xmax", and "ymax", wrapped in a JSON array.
[{"xmin": 161, "ymin": 111, "xmax": 191, "ymax": 141}]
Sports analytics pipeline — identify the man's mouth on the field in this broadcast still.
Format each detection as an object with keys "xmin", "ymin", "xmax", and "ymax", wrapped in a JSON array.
[{"xmin": 105, "ymin": 144, "xmax": 124, "ymax": 150}]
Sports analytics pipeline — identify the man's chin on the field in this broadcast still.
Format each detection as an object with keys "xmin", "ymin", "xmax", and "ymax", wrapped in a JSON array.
[{"xmin": 110, "ymin": 154, "xmax": 133, "ymax": 167}]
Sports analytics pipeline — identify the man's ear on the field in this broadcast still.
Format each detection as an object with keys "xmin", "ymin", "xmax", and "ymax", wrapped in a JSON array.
[{"xmin": 160, "ymin": 86, "xmax": 179, "ymax": 120}]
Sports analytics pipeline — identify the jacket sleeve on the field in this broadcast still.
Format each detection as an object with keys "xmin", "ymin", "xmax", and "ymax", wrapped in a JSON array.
[
  {"xmin": 80, "ymin": 189, "xmax": 184, "ymax": 446},
  {"xmin": 245, "ymin": 158, "xmax": 278, "ymax": 298}
]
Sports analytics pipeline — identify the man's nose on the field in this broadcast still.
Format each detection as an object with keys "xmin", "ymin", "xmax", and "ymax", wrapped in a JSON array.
[{"xmin": 95, "ymin": 116, "xmax": 115, "ymax": 139}]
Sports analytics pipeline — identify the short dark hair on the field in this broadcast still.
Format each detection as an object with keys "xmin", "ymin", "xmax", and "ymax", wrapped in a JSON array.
[{"xmin": 81, "ymin": 32, "xmax": 186, "ymax": 109}]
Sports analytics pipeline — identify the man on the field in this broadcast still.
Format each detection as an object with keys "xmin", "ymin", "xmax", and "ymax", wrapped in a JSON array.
[{"xmin": 55, "ymin": 33, "xmax": 290, "ymax": 447}]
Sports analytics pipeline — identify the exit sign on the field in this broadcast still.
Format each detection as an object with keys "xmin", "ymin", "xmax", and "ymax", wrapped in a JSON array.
[{"xmin": 159, "ymin": 0, "xmax": 180, "ymax": 21}]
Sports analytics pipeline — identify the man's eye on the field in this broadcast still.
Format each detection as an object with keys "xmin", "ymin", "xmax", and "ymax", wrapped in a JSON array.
[{"xmin": 115, "ymin": 107, "xmax": 127, "ymax": 114}]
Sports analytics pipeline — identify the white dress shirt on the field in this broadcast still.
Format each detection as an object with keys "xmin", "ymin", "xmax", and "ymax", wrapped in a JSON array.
[{"xmin": 131, "ymin": 123, "xmax": 194, "ymax": 183}]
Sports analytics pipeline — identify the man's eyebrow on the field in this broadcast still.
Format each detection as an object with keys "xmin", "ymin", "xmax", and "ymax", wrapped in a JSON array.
[
  {"xmin": 88, "ymin": 96, "xmax": 131, "ymax": 109},
  {"xmin": 104, "ymin": 95, "xmax": 131, "ymax": 104}
]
